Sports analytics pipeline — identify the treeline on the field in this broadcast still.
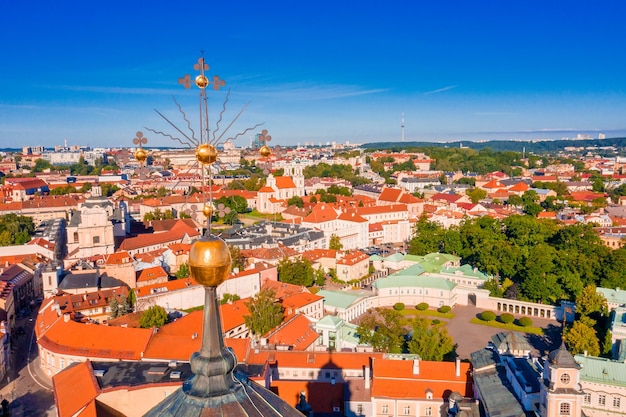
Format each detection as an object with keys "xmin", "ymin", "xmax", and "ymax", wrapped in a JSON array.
[
  {"xmin": 409, "ymin": 215, "xmax": 626, "ymax": 304},
  {"xmin": 302, "ymin": 163, "xmax": 370, "ymax": 186},
  {"xmin": 362, "ymin": 137, "xmax": 626, "ymax": 154}
]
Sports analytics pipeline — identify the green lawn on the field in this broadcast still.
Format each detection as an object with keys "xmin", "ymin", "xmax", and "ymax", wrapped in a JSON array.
[
  {"xmin": 399, "ymin": 309, "xmax": 455, "ymax": 319},
  {"xmin": 243, "ymin": 210, "xmax": 284, "ymax": 221},
  {"xmin": 469, "ymin": 317, "xmax": 544, "ymax": 335}
]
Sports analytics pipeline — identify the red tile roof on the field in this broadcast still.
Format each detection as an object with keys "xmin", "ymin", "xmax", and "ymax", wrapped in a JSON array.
[
  {"xmin": 266, "ymin": 314, "xmax": 317, "ymax": 350},
  {"xmin": 372, "ymin": 358, "xmax": 472, "ymax": 399},
  {"xmin": 52, "ymin": 361, "xmax": 99, "ymax": 417}
]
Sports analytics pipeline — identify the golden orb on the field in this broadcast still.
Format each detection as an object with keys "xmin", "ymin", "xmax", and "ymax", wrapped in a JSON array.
[
  {"xmin": 195, "ymin": 75, "xmax": 209, "ymax": 89},
  {"xmin": 189, "ymin": 234, "xmax": 232, "ymax": 287},
  {"xmin": 196, "ymin": 143, "xmax": 218, "ymax": 164},
  {"xmin": 202, "ymin": 204, "xmax": 213, "ymax": 218},
  {"xmin": 259, "ymin": 145, "xmax": 272, "ymax": 158},
  {"xmin": 134, "ymin": 148, "xmax": 148, "ymax": 163}
]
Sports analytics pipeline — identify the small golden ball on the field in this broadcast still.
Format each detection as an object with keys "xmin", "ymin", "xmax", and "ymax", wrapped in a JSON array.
[
  {"xmin": 189, "ymin": 235, "xmax": 232, "ymax": 287},
  {"xmin": 202, "ymin": 204, "xmax": 213, "ymax": 218},
  {"xmin": 259, "ymin": 145, "xmax": 272, "ymax": 158},
  {"xmin": 196, "ymin": 144, "xmax": 218, "ymax": 164},
  {"xmin": 195, "ymin": 75, "xmax": 209, "ymax": 89},
  {"xmin": 134, "ymin": 148, "xmax": 148, "ymax": 163}
]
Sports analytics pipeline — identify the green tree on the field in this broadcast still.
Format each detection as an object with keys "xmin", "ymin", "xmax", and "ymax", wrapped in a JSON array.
[
  {"xmin": 287, "ymin": 195, "xmax": 304, "ymax": 208},
  {"xmin": 109, "ymin": 296, "xmax": 132, "ymax": 318},
  {"xmin": 466, "ymin": 188, "xmax": 487, "ymax": 204},
  {"xmin": 0, "ymin": 213, "xmax": 35, "ymax": 245},
  {"xmin": 139, "ymin": 305, "xmax": 169, "ymax": 328},
  {"xmin": 407, "ymin": 318, "xmax": 455, "ymax": 361},
  {"xmin": 100, "ymin": 183, "xmax": 119, "ymax": 197},
  {"xmin": 277, "ymin": 257, "xmax": 315, "ymax": 286},
  {"xmin": 603, "ymin": 329, "xmax": 613, "ymax": 356},
  {"xmin": 355, "ymin": 308, "xmax": 406, "ymax": 353},
  {"xmin": 564, "ymin": 320, "xmax": 600, "ymax": 356},
  {"xmin": 230, "ymin": 245, "xmax": 246, "ymax": 272},
  {"xmin": 33, "ymin": 158, "xmax": 53, "ymax": 172},
  {"xmin": 314, "ymin": 266, "xmax": 326, "ymax": 286},
  {"xmin": 576, "ymin": 284, "xmax": 607, "ymax": 316},
  {"xmin": 244, "ymin": 289, "xmax": 284, "ymax": 337},
  {"xmin": 329, "ymin": 234, "xmax": 343, "ymax": 250},
  {"xmin": 507, "ymin": 194, "xmax": 523, "ymax": 207},
  {"xmin": 176, "ymin": 263, "xmax": 190, "ymax": 279}
]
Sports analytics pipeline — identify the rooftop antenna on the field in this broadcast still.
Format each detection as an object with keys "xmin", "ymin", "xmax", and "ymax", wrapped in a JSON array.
[{"xmin": 401, "ymin": 112, "xmax": 405, "ymax": 143}]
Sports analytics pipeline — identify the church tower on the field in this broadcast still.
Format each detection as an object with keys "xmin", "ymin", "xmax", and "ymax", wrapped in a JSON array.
[
  {"xmin": 540, "ymin": 342, "xmax": 584, "ymax": 417},
  {"xmin": 284, "ymin": 162, "xmax": 305, "ymax": 195}
]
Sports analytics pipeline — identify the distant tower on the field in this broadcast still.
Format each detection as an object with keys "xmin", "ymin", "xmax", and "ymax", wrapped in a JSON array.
[{"xmin": 401, "ymin": 113, "xmax": 405, "ymax": 143}]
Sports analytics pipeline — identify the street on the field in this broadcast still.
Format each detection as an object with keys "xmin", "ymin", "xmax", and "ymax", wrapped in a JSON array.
[{"xmin": 0, "ymin": 307, "xmax": 55, "ymax": 416}]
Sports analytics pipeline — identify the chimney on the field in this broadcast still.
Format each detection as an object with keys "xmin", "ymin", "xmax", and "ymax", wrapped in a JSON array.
[
  {"xmin": 63, "ymin": 313, "xmax": 71, "ymax": 323},
  {"xmin": 413, "ymin": 359, "xmax": 420, "ymax": 375},
  {"xmin": 456, "ymin": 357, "xmax": 461, "ymax": 377},
  {"xmin": 365, "ymin": 362, "xmax": 371, "ymax": 390}
]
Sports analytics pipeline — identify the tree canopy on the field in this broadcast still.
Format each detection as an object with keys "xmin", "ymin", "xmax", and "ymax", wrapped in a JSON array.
[
  {"xmin": 407, "ymin": 318, "xmax": 455, "ymax": 361},
  {"xmin": 408, "ymin": 215, "xmax": 622, "ymax": 304},
  {"xmin": 0, "ymin": 213, "xmax": 35, "ymax": 246},
  {"xmin": 277, "ymin": 257, "xmax": 315, "ymax": 287},
  {"xmin": 139, "ymin": 305, "xmax": 168, "ymax": 328},
  {"xmin": 244, "ymin": 289, "xmax": 284, "ymax": 337}
]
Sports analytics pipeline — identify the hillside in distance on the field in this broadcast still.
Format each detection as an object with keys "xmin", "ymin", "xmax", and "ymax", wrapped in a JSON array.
[{"xmin": 362, "ymin": 137, "xmax": 626, "ymax": 153}]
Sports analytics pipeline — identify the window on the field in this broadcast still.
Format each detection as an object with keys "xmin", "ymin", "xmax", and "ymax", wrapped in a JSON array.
[
  {"xmin": 559, "ymin": 402, "xmax": 570, "ymax": 415},
  {"xmin": 425, "ymin": 406, "xmax": 432, "ymax": 416},
  {"xmin": 382, "ymin": 405, "xmax": 389, "ymax": 414},
  {"xmin": 93, "ymin": 236, "xmax": 100, "ymax": 244},
  {"xmin": 357, "ymin": 404, "xmax": 363, "ymax": 415},
  {"xmin": 404, "ymin": 406, "xmax": 410, "ymax": 414},
  {"xmin": 599, "ymin": 394, "xmax": 606, "ymax": 406},
  {"xmin": 584, "ymin": 393, "xmax": 591, "ymax": 404},
  {"xmin": 560, "ymin": 373, "xmax": 570, "ymax": 384},
  {"xmin": 614, "ymin": 397, "xmax": 621, "ymax": 408}
]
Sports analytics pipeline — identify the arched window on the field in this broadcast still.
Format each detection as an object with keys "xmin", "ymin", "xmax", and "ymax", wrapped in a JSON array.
[{"xmin": 560, "ymin": 402, "xmax": 570, "ymax": 415}]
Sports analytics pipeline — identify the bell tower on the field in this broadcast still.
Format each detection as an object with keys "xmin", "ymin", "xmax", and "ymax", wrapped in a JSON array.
[{"xmin": 540, "ymin": 342, "xmax": 584, "ymax": 417}]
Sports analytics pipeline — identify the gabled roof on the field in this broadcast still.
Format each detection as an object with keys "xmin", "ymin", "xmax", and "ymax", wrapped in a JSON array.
[
  {"xmin": 275, "ymin": 176, "xmax": 297, "ymax": 189},
  {"xmin": 136, "ymin": 265, "xmax": 168, "ymax": 283},
  {"xmin": 118, "ymin": 221, "xmax": 199, "ymax": 251}
]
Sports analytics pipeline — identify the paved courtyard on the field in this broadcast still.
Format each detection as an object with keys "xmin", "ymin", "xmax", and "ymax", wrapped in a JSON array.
[{"xmin": 445, "ymin": 305, "xmax": 563, "ymax": 359}]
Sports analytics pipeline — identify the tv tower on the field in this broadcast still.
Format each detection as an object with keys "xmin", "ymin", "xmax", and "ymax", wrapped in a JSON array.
[{"xmin": 401, "ymin": 112, "xmax": 405, "ymax": 142}]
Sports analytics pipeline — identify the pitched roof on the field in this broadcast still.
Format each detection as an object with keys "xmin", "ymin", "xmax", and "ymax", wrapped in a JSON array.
[
  {"xmin": 372, "ymin": 358, "xmax": 472, "ymax": 398},
  {"xmin": 38, "ymin": 318, "xmax": 153, "ymax": 361},
  {"xmin": 302, "ymin": 205, "xmax": 338, "ymax": 223},
  {"xmin": 266, "ymin": 314, "xmax": 317, "ymax": 350},
  {"xmin": 118, "ymin": 221, "xmax": 199, "ymax": 251},
  {"xmin": 136, "ymin": 265, "xmax": 168, "ymax": 283},
  {"xmin": 378, "ymin": 187, "xmax": 403, "ymax": 202},
  {"xmin": 53, "ymin": 361, "xmax": 99, "ymax": 417},
  {"xmin": 275, "ymin": 176, "xmax": 297, "ymax": 189}
]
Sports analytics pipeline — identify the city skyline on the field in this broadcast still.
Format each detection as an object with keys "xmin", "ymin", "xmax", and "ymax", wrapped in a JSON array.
[{"xmin": 1, "ymin": 1, "xmax": 626, "ymax": 148}]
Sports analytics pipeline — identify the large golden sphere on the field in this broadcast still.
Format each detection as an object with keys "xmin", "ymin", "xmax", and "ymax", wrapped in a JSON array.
[
  {"xmin": 134, "ymin": 148, "xmax": 148, "ymax": 163},
  {"xmin": 189, "ymin": 234, "xmax": 232, "ymax": 287},
  {"xmin": 259, "ymin": 145, "xmax": 272, "ymax": 158},
  {"xmin": 202, "ymin": 204, "xmax": 213, "ymax": 218},
  {"xmin": 195, "ymin": 75, "xmax": 209, "ymax": 89},
  {"xmin": 196, "ymin": 144, "xmax": 218, "ymax": 164}
]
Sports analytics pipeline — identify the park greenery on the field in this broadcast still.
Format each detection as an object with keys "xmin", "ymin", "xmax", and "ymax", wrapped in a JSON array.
[
  {"xmin": 356, "ymin": 308, "xmax": 455, "ymax": 360},
  {"xmin": 409, "ymin": 215, "xmax": 626, "ymax": 304},
  {"xmin": 0, "ymin": 213, "xmax": 35, "ymax": 246},
  {"xmin": 563, "ymin": 284, "xmax": 611, "ymax": 357}
]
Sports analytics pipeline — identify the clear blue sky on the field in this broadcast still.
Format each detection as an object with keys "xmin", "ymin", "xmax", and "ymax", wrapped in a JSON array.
[{"xmin": 2, "ymin": 1, "xmax": 626, "ymax": 148}]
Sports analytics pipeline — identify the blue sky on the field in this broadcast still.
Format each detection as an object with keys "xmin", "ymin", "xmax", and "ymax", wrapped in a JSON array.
[{"xmin": 1, "ymin": 1, "xmax": 626, "ymax": 148}]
